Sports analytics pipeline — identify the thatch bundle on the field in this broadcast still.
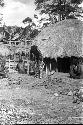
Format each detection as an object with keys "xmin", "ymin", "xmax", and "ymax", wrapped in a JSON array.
[{"xmin": 33, "ymin": 19, "xmax": 83, "ymax": 59}]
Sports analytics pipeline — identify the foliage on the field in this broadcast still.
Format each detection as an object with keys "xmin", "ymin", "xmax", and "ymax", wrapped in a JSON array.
[
  {"xmin": 20, "ymin": 25, "xmax": 32, "ymax": 40},
  {"xmin": 3, "ymin": 24, "xmax": 38, "ymax": 41},
  {"xmin": 34, "ymin": 14, "xmax": 38, "ymax": 19},
  {"xmin": 22, "ymin": 17, "xmax": 32, "ymax": 24},
  {"xmin": 22, "ymin": 16, "xmax": 39, "ymax": 40},
  {"xmin": 0, "ymin": 0, "xmax": 4, "ymax": 7},
  {"xmin": 2, "ymin": 25, "xmax": 24, "ymax": 41},
  {"xmin": 0, "ymin": 0, "xmax": 4, "ymax": 24},
  {"xmin": 30, "ymin": 29, "xmax": 39, "ymax": 39},
  {"xmin": 34, "ymin": 0, "xmax": 83, "ymax": 22}
]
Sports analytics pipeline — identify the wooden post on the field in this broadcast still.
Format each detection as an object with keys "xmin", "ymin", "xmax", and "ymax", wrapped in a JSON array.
[
  {"xmin": 46, "ymin": 65, "xmax": 48, "ymax": 76},
  {"xmin": 9, "ymin": 57, "xmax": 10, "ymax": 72},
  {"xmin": 50, "ymin": 62, "xmax": 51, "ymax": 73},
  {"xmin": 56, "ymin": 58, "xmax": 58, "ymax": 72},
  {"xmin": 27, "ymin": 60, "xmax": 29, "ymax": 75},
  {"xmin": 20, "ymin": 53, "xmax": 21, "ymax": 60},
  {"xmin": 82, "ymin": 32, "xmax": 83, "ymax": 56},
  {"xmin": 50, "ymin": 63, "xmax": 52, "ymax": 72},
  {"xmin": 25, "ymin": 41, "xmax": 26, "ymax": 58},
  {"xmin": 14, "ymin": 52, "xmax": 16, "ymax": 70}
]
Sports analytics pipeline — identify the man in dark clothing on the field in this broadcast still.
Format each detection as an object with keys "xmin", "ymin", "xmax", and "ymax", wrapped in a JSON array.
[{"xmin": 29, "ymin": 60, "xmax": 36, "ymax": 76}]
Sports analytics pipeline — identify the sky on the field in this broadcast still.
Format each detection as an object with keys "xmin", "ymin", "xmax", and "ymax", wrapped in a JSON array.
[
  {"xmin": 0, "ymin": 0, "xmax": 83, "ymax": 27},
  {"xmin": 1, "ymin": 0, "xmax": 36, "ymax": 27}
]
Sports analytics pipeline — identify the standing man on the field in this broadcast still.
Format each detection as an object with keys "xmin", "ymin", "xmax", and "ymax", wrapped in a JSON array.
[
  {"xmin": 34, "ymin": 60, "xmax": 40, "ymax": 78},
  {"xmin": 39, "ymin": 60, "xmax": 45, "ymax": 79}
]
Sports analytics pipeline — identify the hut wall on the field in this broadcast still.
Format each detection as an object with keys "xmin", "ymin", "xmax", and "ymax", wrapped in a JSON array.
[
  {"xmin": 43, "ymin": 57, "xmax": 71, "ymax": 73},
  {"xmin": 43, "ymin": 58, "xmax": 57, "ymax": 71},
  {"xmin": 57, "ymin": 57, "xmax": 71, "ymax": 73},
  {"xmin": 70, "ymin": 56, "xmax": 79, "ymax": 65}
]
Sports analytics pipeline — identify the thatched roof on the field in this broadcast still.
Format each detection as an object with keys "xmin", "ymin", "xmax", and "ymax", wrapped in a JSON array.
[{"xmin": 33, "ymin": 19, "xmax": 83, "ymax": 58}]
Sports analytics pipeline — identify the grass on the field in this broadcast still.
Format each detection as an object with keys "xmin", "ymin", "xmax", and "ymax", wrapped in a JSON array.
[{"xmin": 0, "ymin": 72, "xmax": 82, "ymax": 124}]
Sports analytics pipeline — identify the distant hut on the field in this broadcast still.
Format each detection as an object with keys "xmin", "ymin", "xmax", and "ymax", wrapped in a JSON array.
[{"xmin": 32, "ymin": 19, "xmax": 83, "ymax": 78}]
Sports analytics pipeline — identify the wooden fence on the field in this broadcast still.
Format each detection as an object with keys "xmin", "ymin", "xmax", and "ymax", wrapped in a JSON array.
[
  {"xmin": 5, "ymin": 58, "xmax": 17, "ymax": 73},
  {"xmin": 5, "ymin": 58, "xmax": 30, "ymax": 73}
]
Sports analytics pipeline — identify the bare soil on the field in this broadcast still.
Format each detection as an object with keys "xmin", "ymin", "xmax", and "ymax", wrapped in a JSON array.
[{"xmin": 0, "ymin": 72, "xmax": 82, "ymax": 124}]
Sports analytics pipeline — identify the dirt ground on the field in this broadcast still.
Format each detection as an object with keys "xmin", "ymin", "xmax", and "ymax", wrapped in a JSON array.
[{"xmin": 0, "ymin": 72, "xmax": 83, "ymax": 124}]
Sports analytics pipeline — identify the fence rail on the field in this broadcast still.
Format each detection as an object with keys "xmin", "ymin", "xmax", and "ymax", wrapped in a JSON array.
[
  {"xmin": 5, "ymin": 59, "xmax": 18, "ymax": 72},
  {"xmin": 5, "ymin": 58, "xmax": 29, "ymax": 73}
]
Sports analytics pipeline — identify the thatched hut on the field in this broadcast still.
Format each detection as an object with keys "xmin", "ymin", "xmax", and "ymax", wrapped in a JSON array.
[{"xmin": 32, "ymin": 19, "xmax": 83, "ymax": 78}]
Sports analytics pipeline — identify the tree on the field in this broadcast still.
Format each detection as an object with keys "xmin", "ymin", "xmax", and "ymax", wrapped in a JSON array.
[
  {"xmin": 22, "ymin": 16, "xmax": 40, "ymax": 40},
  {"xmin": 0, "ymin": 0, "xmax": 4, "ymax": 7},
  {"xmin": 30, "ymin": 29, "xmax": 39, "ymax": 39},
  {"xmin": 34, "ymin": 14, "xmax": 38, "ymax": 19},
  {"xmin": 22, "ymin": 17, "xmax": 37, "ymax": 29},
  {"xmin": 35, "ymin": 0, "xmax": 83, "ymax": 22},
  {"xmin": 22, "ymin": 17, "xmax": 32, "ymax": 24},
  {"xmin": 0, "ymin": 0, "xmax": 4, "ymax": 24}
]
